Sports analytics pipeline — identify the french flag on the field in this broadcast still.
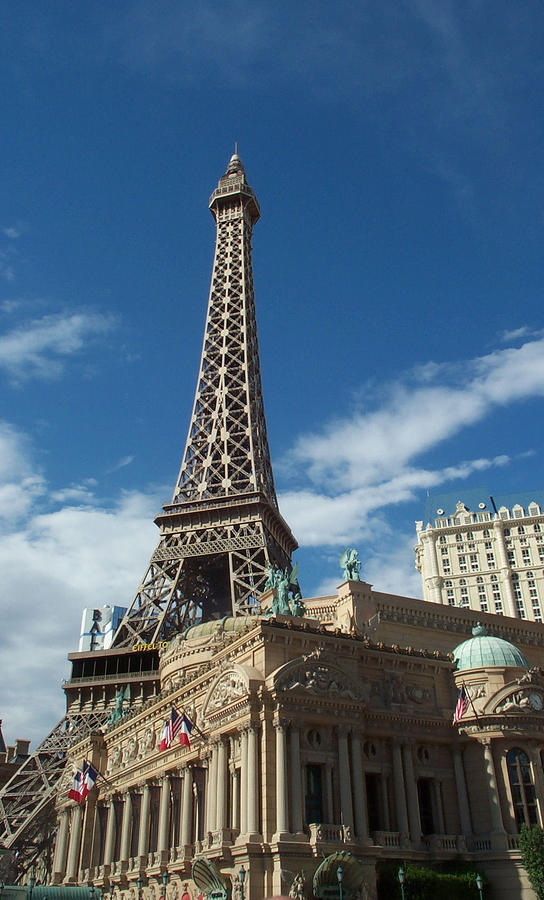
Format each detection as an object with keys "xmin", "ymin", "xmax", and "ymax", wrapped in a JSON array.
[
  {"xmin": 160, "ymin": 708, "xmax": 193, "ymax": 751},
  {"xmin": 68, "ymin": 760, "xmax": 98, "ymax": 803}
]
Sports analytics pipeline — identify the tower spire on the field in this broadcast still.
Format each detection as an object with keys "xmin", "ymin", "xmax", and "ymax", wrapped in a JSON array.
[{"xmin": 112, "ymin": 155, "xmax": 297, "ymax": 647}]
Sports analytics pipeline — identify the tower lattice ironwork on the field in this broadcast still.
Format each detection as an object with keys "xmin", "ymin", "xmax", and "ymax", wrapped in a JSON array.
[{"xmin": 113, "ymin": 153, "xmax": 297, "ymax": 647}]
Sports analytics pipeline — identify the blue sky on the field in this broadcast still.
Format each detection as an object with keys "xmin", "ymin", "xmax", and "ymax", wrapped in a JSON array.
[{"xmin": 2, "ymin": 0, "xmax": 544, "ymax": 743}]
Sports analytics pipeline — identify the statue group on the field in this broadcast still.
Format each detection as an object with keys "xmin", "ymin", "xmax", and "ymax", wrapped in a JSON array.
[
  {"xmin": 340, "ymin": 547, "xmax": 362, "ymax": 582},
  {"xmin": 264, "ymin": 563, "xmax": 305, "ymax": 618}
]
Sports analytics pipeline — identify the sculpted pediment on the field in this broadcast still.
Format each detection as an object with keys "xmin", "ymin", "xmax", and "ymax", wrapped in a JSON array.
[
  {"xmin": 202, "ymin": 665, "xmax": 259, "ymax": 722},
  {"xmin": 273, "ymin": 647, "xmax": 364, "ymax": 702},
  {"xmin": 485, "ymin": 675, "xmax": 544, "ymax": 715}
]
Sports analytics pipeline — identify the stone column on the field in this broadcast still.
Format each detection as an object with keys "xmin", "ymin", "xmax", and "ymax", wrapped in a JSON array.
[
  {"xmin": 433, "ymin": 780, "xmax": 445, "ymax": 835},
  {"xmin": 350, "ymin": 731, "xmax": 369, "ymax": 840},
  {"xmin": 53, "ymin": 808, "xmax": 70, "ymax": 881},
  {"xmin": 247, "ymin": 726, "xmax": 259, "ymax": 836},
  {"xmin": 65, "ymin": 804, "xmax": 83, "ymax": 882},
  {"xmin": 493, "ymin": 521, "xmax": 516, "ymax": 617},
  {"xmin": 402, "ymin": 744, "xmax": 421, "ymax": 844},
  {"xmin": 324, "ymin": 764, "xmax": 334, "ymax": 823},
  {"xmin": 206, "ymin": 745, "xmax": 218, "ymax": 834},
  {"xmin": 290, "ymin": 725, "xmax": 303, "ymax": 834},
  {"xmin": 337, "ymin": 728, "xmax": 354, "ymax": 830},
  {"xmin": 421, "ymin": 530, "xmax": 442, "ymax": 604},
  {"xmin": 216, "ymin": 740, "xmax": 227, "ymax": 831},
  {"xmin": 104, "ymin": 800, "xmax": 116, "ymax": 866},
  {"xmin": 120, "ymin": 792, "xmax": 132, "ymax": 863},
  {"xmin": 158, "ymin": 775, "xmax": 171, "ymax": 854},
  {"xmin": 240, "ymin": 729, "xmax": 248, "ymax": 837},
  {"xmin": 482, "ymin": 740, "xmax": 505, "ymax": 833},
  {"xmin": 231, "ymin": 762, "xmax": 240, "ymax": 832},
  {"xmin": 392, "ymin": 743, "xmax": 409, "ymax": 838},
  {"xmin": 380, "ymin": 776, "xmax": 391, "ymax": 831},
  {"xmin": 453, "ymin": 748, "xmax": 472, "ymax": 835},
  {"xmin": 528, "ymin": 744, "xmax": 544, "ymax": 828},
  {"xmin": 181, "ymin": 769, "xmax": 193, "ymax": 847},
  {"xmin": 275, "ymin": 721, "xmax": 289, "ymax": 837},
  {"xmin": 138, "ymin": 783, "xmax": 151, "ymax": 858}
]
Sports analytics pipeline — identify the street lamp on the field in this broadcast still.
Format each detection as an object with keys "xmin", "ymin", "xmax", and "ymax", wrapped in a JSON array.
[
  {"xmin": 476, "ymin": 874, "xmax": 483, "ymax": 900},
  {"xmin": 162, "ymin": 871, "xmax": 169, "ymax": 900},
  {"xmin": 398, "ymin": 867, "xmax": 405, "ymax": 900},
  {"xmin": 238, "ymin": 865, "xmax": 246, "ymax": 900},
  {"xmin": 337, "ymin": 865, "xmax": 343, "ymax": 900},
  {"xmin": 137, "ymin": 876, "xmax": 143, "ymax": 900}
]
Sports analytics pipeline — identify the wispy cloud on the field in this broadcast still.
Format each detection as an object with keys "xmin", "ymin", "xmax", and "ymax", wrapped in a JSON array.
[
  {"xmin": 3, "ymin": 226, "xmax": 21, "ymax": 240},
  {"xmin": 0, "ymin": 311, "xmax": 116, "ymax": 382},
  {"xmin": 499, "ymin": 326, "xmax": 544, "ymax": 344},
  {"xmin": 279, "ymin": 336, "xmax": 544, "ymax": 546},
  {"xmin": 107, "ymin": 454, "xmax": 135, "ymax": 474}
]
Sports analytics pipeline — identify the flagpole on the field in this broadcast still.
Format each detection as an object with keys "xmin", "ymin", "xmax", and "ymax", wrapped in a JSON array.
[{"xmin": 462, "ymin": 681, "xmax": 481, "ymax": 725}]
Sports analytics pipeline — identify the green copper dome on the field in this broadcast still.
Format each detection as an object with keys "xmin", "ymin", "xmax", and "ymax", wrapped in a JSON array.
[{"xmin": 453, "ymin": 624, "xmax": 529, "ymax": 671}]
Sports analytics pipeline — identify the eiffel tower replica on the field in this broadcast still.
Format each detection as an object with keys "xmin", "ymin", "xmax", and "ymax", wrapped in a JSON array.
[
  {"xmin": 112, "ymin": 152, "xmax": 297, "ymax": 647},
  {"xmin": 0, "ymin": 153, "xmax": 297, "ymax": 878}
]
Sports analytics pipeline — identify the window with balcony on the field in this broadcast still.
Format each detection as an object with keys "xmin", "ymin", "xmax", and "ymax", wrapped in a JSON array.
[
  {"xmin": 305, "ymin": 764, "xmax": 324, "ymax": 825},
  {"xmin": 417, "ymin": 778, "xmax": 435, "ymax": 835},
  {"xmin": 366, "ymin": 772, "xmax": 384, "ymax": 832}
]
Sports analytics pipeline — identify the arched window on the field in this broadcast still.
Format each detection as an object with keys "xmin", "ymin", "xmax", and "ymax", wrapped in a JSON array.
[{"xmin": 507, "ymin": 748, "xmax": 538, "ymax": 828}]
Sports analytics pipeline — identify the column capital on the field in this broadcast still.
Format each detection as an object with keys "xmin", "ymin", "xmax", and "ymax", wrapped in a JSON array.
[
  {"xmin": 273, "ymin": 717, "xmax": 289, "ymax": 731},
  {"xmin": 336, "ymin": 724, "xmax": 351, "ymax": 738}
]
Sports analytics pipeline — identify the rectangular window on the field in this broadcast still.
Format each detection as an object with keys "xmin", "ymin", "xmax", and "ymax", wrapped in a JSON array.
[
  {"xmin": 365, "ymin": 772, "xmax": 383, "ymax": 832},
  {"xmin": 470, "ymin": 554, "xmax": 478, "ymax": 571},
  {"xmin": 522, "ymin": 548, "xmax": 531, "ymax": 564},
  {"xmin": 485, "ymin": 541, "xmax": 492, "ymax": 550},
  {"xmin": 130, "ymin": 793, "xmax": 141, "ymax": 858},
  {"xmin": 532, "ymin": 599, "xmax": 542, "ymax": 622},
  {"xmin": 446, "ymin": 589, "xmax": 455, "ymax": 606},
  {"xmin": 305, "ymin": 765, "xmax": 324, "ymax": 825},
  {"xmin": 487, "ymin": 553, "xmax": 496, "ymax": 568},
  {"xmin": 417, "ymin": 779, "xmax": 435, "ymax": 835},
  {"xmin": 443, "ymin": 559, "xmax": 451, "ymax": 574},
  {"xmin": 539, "ymin": 548, "xmax": 544, "ymax": 564},
  {"xmin": 508, "ymin": 551, "xmax": 515, "ymax": 564},
  {"xmin": 460, "ymin": 588, "xmax": 469, "ymax": 607},
  {"xmin": 516, "ymin": 599, "xmax": 527, "ymax": 619},
  {"xmin": 458, "ymin": 555, "xmax": 467, "ymax": 573},
  {"xmin": 478, "ymin": 585, "xmax": 488, "ymax": 612}
]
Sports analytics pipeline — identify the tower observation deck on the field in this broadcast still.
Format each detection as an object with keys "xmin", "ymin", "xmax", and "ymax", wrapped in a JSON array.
[{"xmin": 112, "ymin": 153, "xmax": 297, "ymax": 647}]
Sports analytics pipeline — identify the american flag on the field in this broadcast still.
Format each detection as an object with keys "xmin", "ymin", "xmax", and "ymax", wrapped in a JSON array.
[
  {"xmin": 160, "ymin": 708, "xmax": 193, "ymax": 751},
  {"xmin": 452, "ymin": 684, "xmax": 469, "ymax": 725},
  {"xmin": 68, "ymin": 760, "xmax": 99, "ymax": 803}
]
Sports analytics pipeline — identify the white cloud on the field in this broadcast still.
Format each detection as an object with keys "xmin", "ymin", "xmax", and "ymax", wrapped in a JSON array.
[
  {"xmin": 0, "ymin": 419, "xmax": 162, "ymax": 745},
  {"xmin": 0, "ymin": 311, "xmax": 115, "ymax": 382},
  {"xmin": 280, "ymin": 337, "xmax": 544, "ymax": 547}
]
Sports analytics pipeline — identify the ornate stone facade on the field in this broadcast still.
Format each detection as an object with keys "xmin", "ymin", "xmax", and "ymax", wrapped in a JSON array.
[{"xmin": 52, "ymin": 581, "xmax": 544, "ymax": 900}]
